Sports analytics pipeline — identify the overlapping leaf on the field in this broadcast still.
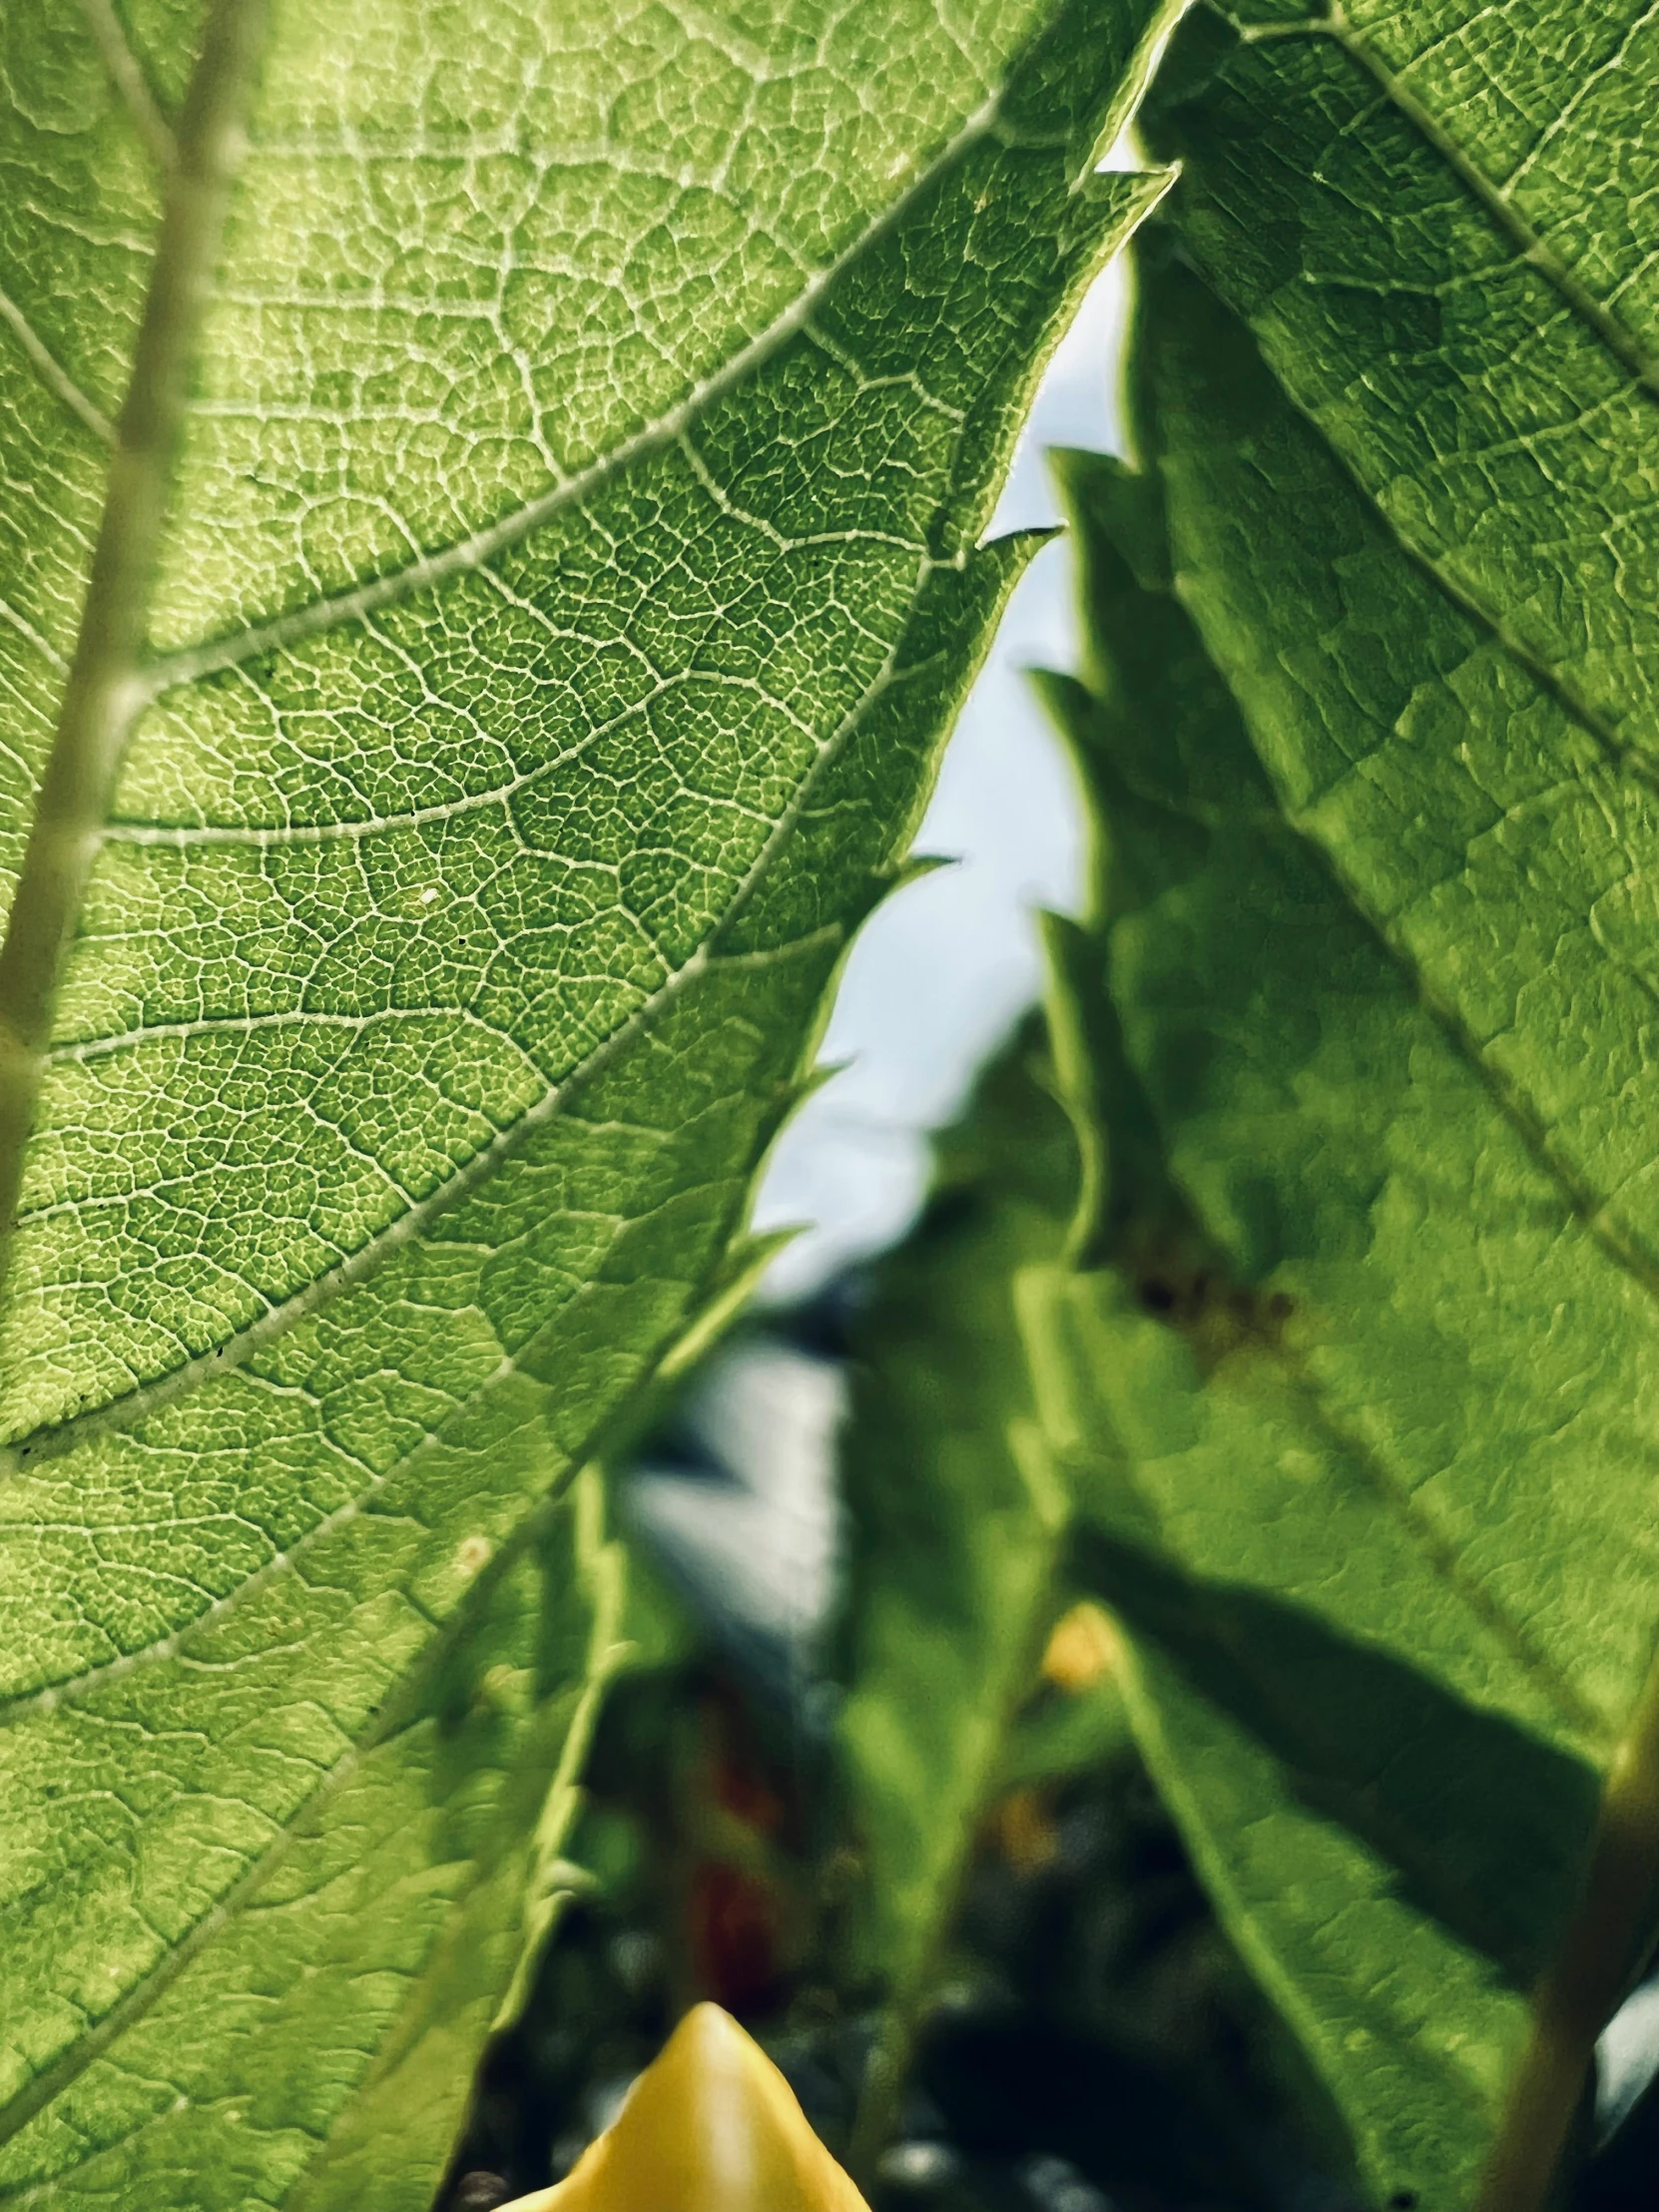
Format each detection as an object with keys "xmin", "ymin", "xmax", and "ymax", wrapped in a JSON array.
[
  {"xmin": 0, "ymin": 0, "xmax": 1176, "ymax": 2199},
  {"xmin": 998, "ymin": 6, "xmax": 1659, "ymax": 2198},
  {"xmin": 1023, "ymin": 212, "xmax": 1659, "ymax": 2198},
  {"xmin": 1144, "ymin": 0, "xmax": 1659, "ymax": 1284}
]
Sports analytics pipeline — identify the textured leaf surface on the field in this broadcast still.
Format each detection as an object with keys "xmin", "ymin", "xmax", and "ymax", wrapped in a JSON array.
[
  {"xmin": 1025, "ymin": 206, "xmax": 1659, "ymax": 2201},
  {"xmin": 1146, "ymin": 0, "xmax": 1659, "ymax": 1279},
  {"xmin": 0, "ymin": 0, "xmax": 1172, "ymax": 2198},
  {"xmin": 12, "ymin": 1459, "xmax": 627, "ymax": 2212},
  {"xmin": 1015, "ymin": 5, "xmax": 1659, "ymax": 2192}
]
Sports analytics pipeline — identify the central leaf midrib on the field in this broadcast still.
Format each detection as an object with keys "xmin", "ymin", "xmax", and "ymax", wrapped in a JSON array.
[
  {"xmin": 0, "ymin": 0, "xmax": 1169, "ymax": 1653},
  {"xmin": 0, "ymin": 51, "xmax": 1055, "ymax": 1447},
  {"xmin": 0, "ymin": 19, "xmax": 1064, "ymax": 1442},
  {"xmin": 0, "ymin": 80, "xmax": 1063, "ymax": 1451},
  {"xmin": 0, "ymin": 0, "xmax": 268, "ymax": 1315}
]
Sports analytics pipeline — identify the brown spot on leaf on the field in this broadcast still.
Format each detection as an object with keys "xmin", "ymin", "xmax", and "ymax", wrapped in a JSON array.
[{"xmin": 1120, "ymin": 1220, "xmax": 1294, "ymax": 1374}]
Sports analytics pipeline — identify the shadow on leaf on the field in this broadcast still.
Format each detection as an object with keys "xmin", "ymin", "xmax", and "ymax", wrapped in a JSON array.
[{"xmin": 1071, "ymin": 1525, "xmax": 1600, "ymax": 1986}]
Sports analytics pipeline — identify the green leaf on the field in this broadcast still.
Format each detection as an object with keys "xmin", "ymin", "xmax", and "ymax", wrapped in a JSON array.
[
  {"xmin": 8, "ymin": 1456, "xmax": 628, "ymax": 2212},
  {"xmin": 1027, "ymin": 213, "xmax": 1659, "ymax": 2200},
  {"xmin": 1143, "ymin": 0, "xmax": 1659, "ymax": 1287},
  {"xmin": 273, "ymin": 1465, "xmax": 630, "ymax": 2212},
  {"xmin": 1022, "ymin": 3, "xmax": 1659, "ymax": 2192},
  {"xmin": 834, "ymin": 1022, "xmax": 1080, "ymax": 2139},
  {"xmin": 0, "ymin": 0, "xmax": 1175, "ymax": 2198},
  {"xmin": 833, "ymin": 1018, "xmax": 1121, "ymax": 2178}
]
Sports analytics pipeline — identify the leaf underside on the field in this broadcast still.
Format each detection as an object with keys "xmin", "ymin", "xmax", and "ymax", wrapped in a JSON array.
[
  {"xmin": 0, "ymin": 0, "xmax": 1173, "ymax": 2201},
  {"xmin": 1024, "ymin": 1, "xmax": 1659, "ymax": 2196}
]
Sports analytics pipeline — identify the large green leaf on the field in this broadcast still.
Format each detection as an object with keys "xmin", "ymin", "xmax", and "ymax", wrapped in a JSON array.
[
  {"xmin": 1026, "ymin": 220, "xmax": 1659, "ymax": 2202},
  {"xmin": 1142, "ymin": 0, "xmax": 1659, "ymax": 2184},
  {"xmin": 1143, "ymin": 0, "xmax": 1659, "ymax": 1282},
  {"xmin": 0, "ymin": 0, "xmax": 1175, "ymax": 2199},
  {"xmin": 1019, "ymin": 4, "xmax": 1659, "ymax": 2195}
]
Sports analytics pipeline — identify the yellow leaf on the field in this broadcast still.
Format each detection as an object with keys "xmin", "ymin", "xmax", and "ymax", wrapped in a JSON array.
[
  {"xmin": 499, "ymin": 2003, "xmax": 868, "ymax": 2212},
  {"xmin": 1040, "ymin": 1599, "xmax": 1124, "ymax": 1693}
]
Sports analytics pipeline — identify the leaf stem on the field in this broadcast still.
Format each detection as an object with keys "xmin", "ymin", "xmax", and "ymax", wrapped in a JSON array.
[
  {"xmin": 0, "ymin": 0, "xmax": 265, "ymax": 1294},
  {"xmin": 1475, "ymin": 1636, "xmax": 1659, "ymax": 2212}
]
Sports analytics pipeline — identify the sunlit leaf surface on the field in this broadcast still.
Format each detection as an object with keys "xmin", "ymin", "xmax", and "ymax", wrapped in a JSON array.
[
  {"xmin": 1031, "ymin": 172, "xmax": 1659, "ymax": 2192},
  {"xmin": 0, "ymin": 0, "xmax": 1173, "ymax": 2199}
]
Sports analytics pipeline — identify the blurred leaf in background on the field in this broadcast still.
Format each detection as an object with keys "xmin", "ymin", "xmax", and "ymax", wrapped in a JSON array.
[
  {"xmin": 447, "ymin": 1014, "xmax": 1362, "ymax": 2209},
  {"xmin": 830, "ymin": 1024, "xmax": 1347, "ymax": 2212}
]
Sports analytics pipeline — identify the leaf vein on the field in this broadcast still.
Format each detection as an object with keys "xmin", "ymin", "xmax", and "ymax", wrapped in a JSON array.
[
  {"xmin": 1231, "ymin": 1, "xmax": 1659, "ymax": 401},
  {"xmin": 76, "ymin": 0, "xmax": 179, "ymax": 171},
  {"xmin": 133, "ymin": 89, "xmax": 1019, "ymax": 697},
  {"xmin": 3, "ymin": 528, "xmax": 964, "ymax": 1466},
  {"xmin": 0, "ymin": 281, "xmax": 116, "ymax": 448}
]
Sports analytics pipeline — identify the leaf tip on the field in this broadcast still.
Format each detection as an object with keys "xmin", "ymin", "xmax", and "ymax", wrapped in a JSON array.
[{"xmin": 510, "ymin": 2002, "xmax": 868, "ymax": 2212}]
